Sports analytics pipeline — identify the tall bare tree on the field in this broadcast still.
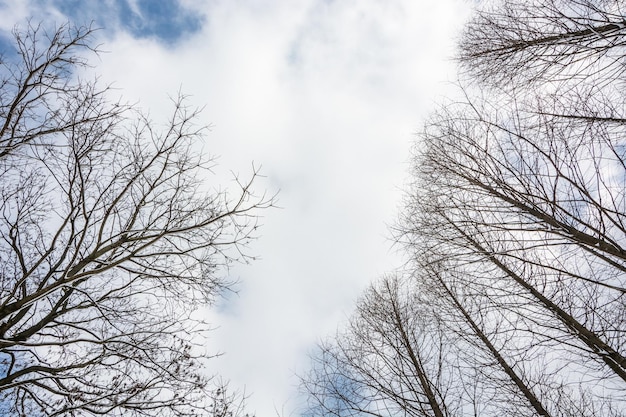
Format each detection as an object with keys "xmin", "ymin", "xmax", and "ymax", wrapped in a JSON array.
[
  {"xmin": 304, "ymin": 0, "xmax": 626, "ymax": 416},
  {"xmin": 458, "ymin": 0, "xmax": 626, "ymax": 86},
  {"xmin": 302, "ymin": 275, "xmax": 459, "ymax": 417},
  {"xmin": 0, "ymin": 22, "xmax": 271, "ymax": 416}
]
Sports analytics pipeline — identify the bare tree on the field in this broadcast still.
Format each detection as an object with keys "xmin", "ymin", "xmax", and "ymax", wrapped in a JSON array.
[
  {"xmin": 458, "ymin": 0, "xmax": 626, "ymax": 86},
  {"xmin": 399, "ymin": 0, "xmax": 626, "ymax": 409},
  {"xmin": 302, "ymin": 275, "xmax": 461, "ymax": 417},
  {"xmin": 0, "ymin": 22, "xmax": 271, "ymax": 416},
  {"xmin": 422, "ymin": 261, "xmax": 553, "ymax": 417},
  {"xmin": 304, "ymin": 0, "xmax": 626, "ymax": 416},
  {"xmin": 395, "ymin": 83, "xmax": 626, "ymax": 413}
]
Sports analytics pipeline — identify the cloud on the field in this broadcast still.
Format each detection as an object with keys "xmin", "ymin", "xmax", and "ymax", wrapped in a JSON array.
[{"xmin": 0, "ymin": 0, "xmax": 470, "ymax": 415}]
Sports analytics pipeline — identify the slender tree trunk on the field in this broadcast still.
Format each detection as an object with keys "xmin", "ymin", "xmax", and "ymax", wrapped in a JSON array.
[
  {"xmin": 386, "ymin": 281, "xmax": 447, "ymax": 417},
  {"xmin": 435, "ymin": 273, "xmax": 552, "ymax": 417},
  {"xmin": 450, "ymin": 220, "xmax": 626, "ymax": 383}
]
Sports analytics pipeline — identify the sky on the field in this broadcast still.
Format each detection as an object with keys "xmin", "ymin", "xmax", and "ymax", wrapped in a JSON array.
[{"xmin": 0, "ymin": 1, "xmax": 470, "ymax": 415}]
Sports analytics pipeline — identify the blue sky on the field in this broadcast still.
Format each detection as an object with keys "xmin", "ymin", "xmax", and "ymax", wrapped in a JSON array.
[
  {"xmin": 48, "ymin": 0, "xmax": 203, "ymax": 43},
  {"xmin": 0, "ymin": 1, "xmax": 470, "ymax": 415}
]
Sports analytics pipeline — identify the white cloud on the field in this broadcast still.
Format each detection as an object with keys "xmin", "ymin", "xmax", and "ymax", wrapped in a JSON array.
[{"xmin": 3, "ymin": 0, "xmax": 471, "ymax": 415}]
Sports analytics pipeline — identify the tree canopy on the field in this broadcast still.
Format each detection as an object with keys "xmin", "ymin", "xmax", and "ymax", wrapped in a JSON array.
[
  {"xmin": 302, "ymin": 1, "xmax": 626, "ymax": 416},
  {"xmin": 0, "ymin": 22, "xmax": 272, "ymax": 416}
]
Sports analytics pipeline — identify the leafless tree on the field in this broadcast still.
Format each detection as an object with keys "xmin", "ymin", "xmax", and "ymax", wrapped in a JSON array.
[
  {"xmin": 0, "ymin": 22, "xmax": 271, "ymax": 416},
  {"xmin": 304, "ymin": 0, "xmax": 626, "ymax": 416},
  {"xmin": 459, "ymin": 0, "xmax": 626, "ymax": 86},
  {"xmin": 302, "ymin": 275, "xmax": 459, "ymax": 417},
  {"xmin": 394, "ymin": 83, "xmax": 626, "ymax": 413},
  {"xmin": 400, "ymin": 0, "xmax": 626, "ymax": 409}
]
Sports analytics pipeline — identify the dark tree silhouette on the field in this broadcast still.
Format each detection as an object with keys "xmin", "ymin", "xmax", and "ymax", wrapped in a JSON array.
[
  {"xmin": 0, "ymin": 22, "xmax": 271, "ymax": 416},
  {"xmin": 303, "ymin": 0, "xmax": 626, "ymax": 416},
  {"xmin": 458, "ymin": 0, "xmax": 626, "ymax": 86}
]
